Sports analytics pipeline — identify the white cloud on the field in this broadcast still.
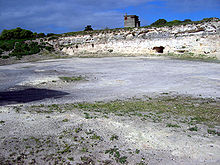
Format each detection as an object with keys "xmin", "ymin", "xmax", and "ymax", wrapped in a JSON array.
[{"xmin": 0, "ymin": 0, "xmax": 219, "ymax": 33}]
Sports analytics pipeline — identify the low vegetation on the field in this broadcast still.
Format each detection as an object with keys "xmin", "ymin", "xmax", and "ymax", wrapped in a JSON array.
[
  {"xmin": 3, "ymin": 94, "xmax": 219, "ymax": 164},
  {"xmin": 188, "ymin": 126, "xmax": 198, "ymax": 132},
  {"xmin": 26, "ymin": 95, "xmax": 220, "ymax": 126},
  {"xmin": 166, "ymin": 123, "xmax": 181, "ymax": 128},
  {"xmin": 84, "ymin": 25, "xmax": 93, "ymax": 31},
  {"xmin": 162, "ymin": 53, "xmax": 218, "ymax": 62},
  {"xmin": 105, "ymin": 146, "xmax": 127, "ymax": 164},
  {"xmin": 149, "ymin": 17, "xmax": 219, "ymax": 28},
  {"xmin": 0, "ymin": 27, "xmax": 55, "ymax": 59},
  {"xmin": 207, "ymin": 129, "xmax": 220, "ymax": 136},
  {"xmin": 59, "ymin": 76, "xmax": 85, "ymax": 82},
  {"xmin": 0, "ymin": 27, "xmax": 34, "ymax": 40}
]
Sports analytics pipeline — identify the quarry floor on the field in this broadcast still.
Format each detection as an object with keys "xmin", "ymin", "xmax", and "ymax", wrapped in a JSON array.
[
  {"xmin": 0, "ymin": 56, "xmax": 220, "ymax": 164},
  {"xmin": 0, "ymin": 56, "xmax": 220, "ymax": 104}
]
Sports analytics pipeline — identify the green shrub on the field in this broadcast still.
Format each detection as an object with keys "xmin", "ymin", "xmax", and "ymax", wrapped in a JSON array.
[
  {"xmin": 46, "ymin": 33, "xmax": 55, "ymax": 37},
  {"xmin": 45, "ymin": 46, "xmax": 54, "ymax": 51},
  {"xmin": 32, "ymin": 32, "xmax": 46, "ymax": 39},
  {"xmin": 84, "ymin": 25, "xmax": 93, "ymax": 31},
  {"xmin": 0, "ymin": 48, "xmax": 3, "ymax": 55},
  {"xmin": 0, "ymin": 27, "xmax": 33, "ymax": 40},
  {"xmin": 183, "ymin": 19, "xmax": 192, "ymax": 22},
  {"xmin": 9, "ymin": 41, "xmax": 40, "ymax": 58},
  {"xmin": 1, "ymin": 39, "xmax": 55, "ymax": 59},
  {"xmin": 0, "ymin": 27, "xmax": 59, "ymax": 41},
  {"xmin": 0, "ymin": 40, "xmax": 16, "ymax": 51},
  {"xmin": 37, "ymin": 33, "xmax": 46, "ymax": 38},
  {"xmin": 40, "ymin": 42, "xmax": 46, "ymax": 46},
  {"xmin": 166, "ymin": 20, "xmax": 182, "ymax": 26},
  {"xmin": 0, "ymin": 27, "xmax": 56, "ymax": 59},
  {"xmin": 166, "ymin": 123, "xmax": 181, "ymax": 128},
  {"xmin": 9, "ymin": 42, "xmax": 28, "ymax": 56},
  {"xmin": 149, "ymin": 17, "xmax": 219, "ymax": 28},
  {"xmin": 188, "ymin": 126, "xmax": 198, "ymax": 131},
  {"xmin": 201, "ymin": 17, "xmax": 219, "ymax": 22},
  {"xmin": 1, "ymin": 55, "xmax": 9, "ymax": 59},
  {"xmin": 151, "ymin": 19, "xmax": 167, "ymax": 26}
]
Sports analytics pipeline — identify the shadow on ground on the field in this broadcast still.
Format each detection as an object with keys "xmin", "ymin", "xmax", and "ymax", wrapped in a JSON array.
[{"xmin": 0, "ymin": 88, "xmax": 69, "ymax": 106}]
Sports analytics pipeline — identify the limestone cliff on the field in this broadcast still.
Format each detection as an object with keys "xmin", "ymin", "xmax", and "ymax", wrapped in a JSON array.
[{"xmin": 49, "ymin": 20, "xmax": 220, "ymax": 59}]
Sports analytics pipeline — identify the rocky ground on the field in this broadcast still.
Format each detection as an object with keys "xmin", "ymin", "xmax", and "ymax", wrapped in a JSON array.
[
  {"xmin": 0, "ymin": 95, "xmax": 219, "ymax": 164},
  {"xmin": 0, "ymin": 56, "xmax": 219, "ymax": 164}
]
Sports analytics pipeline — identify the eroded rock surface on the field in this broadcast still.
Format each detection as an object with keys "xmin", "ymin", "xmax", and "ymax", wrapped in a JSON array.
[{"xmin": 49, "ymin": 20, "xmax": 220, "ymax": 59}]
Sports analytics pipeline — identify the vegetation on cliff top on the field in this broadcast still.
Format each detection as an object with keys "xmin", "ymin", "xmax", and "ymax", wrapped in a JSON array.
[
  {"xmin": 0, "ymin": 27, "xmax": 54, "ymax": 59},
  {"xmin": 60, "ymin": 17, "xmax": 219, "ymax": 37},
  {"xmin": 149, "ymin": 17, "xmax": 219, "ymax": 27}
]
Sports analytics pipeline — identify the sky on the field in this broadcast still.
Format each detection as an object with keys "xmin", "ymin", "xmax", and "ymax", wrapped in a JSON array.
[{"xmin": 0, "ymin": 0, "xmax": 220, "ymax": 34}]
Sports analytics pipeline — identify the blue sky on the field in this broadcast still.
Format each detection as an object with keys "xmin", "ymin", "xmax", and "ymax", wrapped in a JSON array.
[{"xmin": 0, "ymin": 0, "xmax": 220, "ymax": 34}]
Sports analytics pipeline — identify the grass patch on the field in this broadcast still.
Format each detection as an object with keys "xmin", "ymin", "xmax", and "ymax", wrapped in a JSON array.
[
  {"xmin": 59, "ymin": 76, "xmax": 84, "ymax": 82},
  {"xmin": 188, "ymin": 126, "xmax": 198, "ymax": 132},
  {"xmin": 135, "ymin": 149, "xmax": 140, "ymax": 154},
  {"xmin": 110, "ymin": 135, "xmax": 119, "ymax": 141},
  {"xmin": 0, "ymin": 120, "xmax": 5, "ymax": 124},
  {"xmin": 166, "ymin": 123, "xmax": 181, "ymax": 128},
  {"xmin": 84, "ymin": 112, "xmax": 93, "ymax": 119},
  {"xmin": 23, "ymin": 95, "xmax": 220, "ymax": 126},
  {"xmin": 58, "ymin": 144, "xmax": 71, "ymax": 154},
  {"xmin": 75, "ymin": 127, "xmax": 82, "ymax": 133},
  {"xmin": 90, "ymin": 134, "xmax": 101, "ymax": 140},
  {"xmin": 81, "ymin": 147, "xmax": 88, "ymax": 153},
  {"xmin": 62, "ymin": 118, "xmax": 69, "ymax": 122},
  {"xmin": 163, "ymin": 53, "xmax": 218, "ymax": 62},
  {"xmin": 72, "ymin": 96, "xmax": 219, "ymax": 125},
  {"xmin": 105, "ymin": 146, "xmax": 127, "ymax": 164},
  {"xmin": 207, "ymin": 129, "xmax": 220, "ymax": 136},
  {"xmin": 67, "ymin": 157, "xmax": 74, "ymax": 161}
]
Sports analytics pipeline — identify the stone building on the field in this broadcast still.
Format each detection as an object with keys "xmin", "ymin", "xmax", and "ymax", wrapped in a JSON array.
[{"xmin": 124, "ymin": 14, "xmax": 140, "ymax": 28}]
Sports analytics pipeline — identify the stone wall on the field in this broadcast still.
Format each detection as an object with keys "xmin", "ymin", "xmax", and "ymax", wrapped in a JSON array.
[
  {"xmin": 124, "ymin": 15, "xmax": 140, "ymax": 28},
  {"xmin": 50, "ymin": 20, "xmax": 220, "ymax": 59}
]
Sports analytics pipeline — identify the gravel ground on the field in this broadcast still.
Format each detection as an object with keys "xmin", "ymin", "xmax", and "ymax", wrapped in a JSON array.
[
  {"xmin": 0, "ymin": 56, "xmax": 220, "ymax": 164},
  {"xmin": 0, "ymin": 56, "xmax": 219, "ymax": 105}
]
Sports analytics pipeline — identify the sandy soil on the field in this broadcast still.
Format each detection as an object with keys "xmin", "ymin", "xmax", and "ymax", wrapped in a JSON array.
[{"xmin": 0, "ymin": 97, "xmax": 219, "ymax": 164}]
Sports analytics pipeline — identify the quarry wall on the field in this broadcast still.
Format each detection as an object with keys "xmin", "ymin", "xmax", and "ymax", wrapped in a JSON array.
[{"xmin": 50, "ymin": 20, "xmax": 220, "ymax": 59}]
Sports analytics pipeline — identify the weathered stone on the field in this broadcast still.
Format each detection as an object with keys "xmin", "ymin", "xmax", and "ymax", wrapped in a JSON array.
[{"xmin": 49, "ymin": 20, "xmax": 220, "ymax": 59}]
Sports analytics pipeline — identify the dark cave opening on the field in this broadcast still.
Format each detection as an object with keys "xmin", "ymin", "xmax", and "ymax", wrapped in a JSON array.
[{"xmin": 153, "ymin": 46, "xmax": 165, "ymax": 53}]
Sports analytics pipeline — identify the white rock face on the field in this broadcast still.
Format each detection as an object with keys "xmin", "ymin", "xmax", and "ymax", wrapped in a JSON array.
[{"xmin": 50, "ymin": 21, "xmax": 220, "ymax": 59}]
